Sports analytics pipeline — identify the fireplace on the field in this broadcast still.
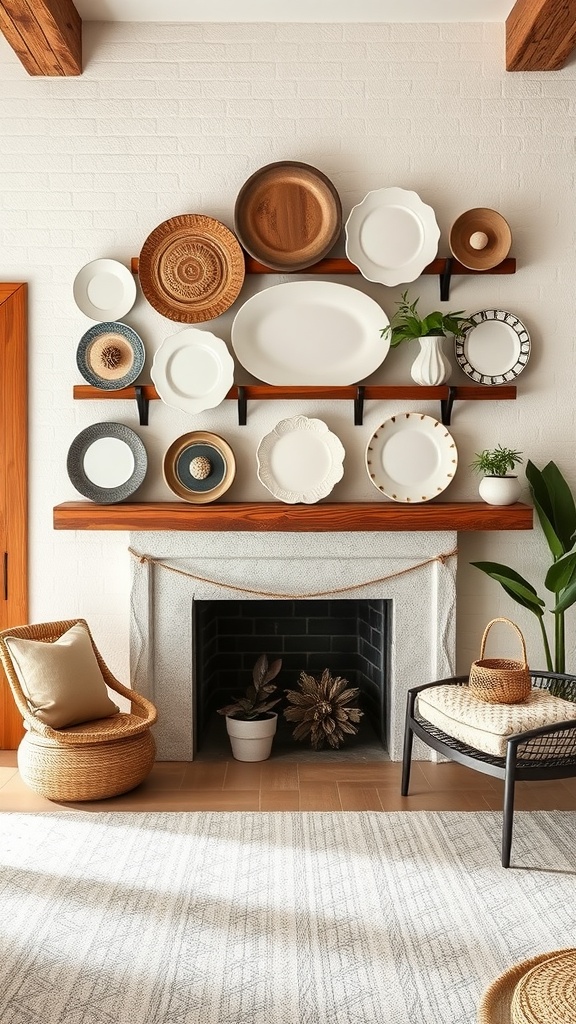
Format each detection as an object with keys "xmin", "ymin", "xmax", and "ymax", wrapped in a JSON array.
[{"xmin": 129, "ymin": 529, "xmax": 456, "ymax": 761}]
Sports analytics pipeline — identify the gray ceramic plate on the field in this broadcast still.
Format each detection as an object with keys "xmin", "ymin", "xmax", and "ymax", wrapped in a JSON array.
[
  {"xmin": 76, "ymin": 322, "xmax": 145, "ymax": 390},
  {"xmin": 67, "ymin": 422, "xmax": 147, "ymax": 504}
]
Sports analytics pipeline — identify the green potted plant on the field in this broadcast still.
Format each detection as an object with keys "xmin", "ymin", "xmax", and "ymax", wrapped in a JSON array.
[
  {"xmin": 472, "ymin": 460, "xmax": 576, "ymax": 674},
  {"xmin": 381, "ymin": 290, "xmax": 474, "ymax": 385},
  {"xmin": 470, "ymin": 445, "xmax": 523, "ymax": 505},
  {"xmin": 217, "ymin": 653, "xmax": 282, "ymax": 762}
]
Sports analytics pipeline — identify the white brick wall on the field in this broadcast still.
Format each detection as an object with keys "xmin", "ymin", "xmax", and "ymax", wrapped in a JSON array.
[{"xmin": 1, "ymin": 21, "xmax": 574, "ymax": 682}]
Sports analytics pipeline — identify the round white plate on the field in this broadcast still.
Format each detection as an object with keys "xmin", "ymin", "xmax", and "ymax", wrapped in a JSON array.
[
  {"xmin": 455, "ymin": 309, "xmax": 530, "ymax": 385},
  {"xmin": 345, "ymin": 187, "xmax": 440, "ymax": 286},
  {"xmin": 231, "ymin": 281, "xmax": 389, "ymax": 385},
  {"xmin": 66, "ymin": 422, "xmax": 147, "ymax": 504},
  {"xmin": 257, "ymin": 416, "xmax": 345, "ymax": 504},
  {"xmin": 151, "ymin": 327, "xmax": 235, "ymax": 414},
  {"xmin": 73, "ymin": 259, "xmax": 137, "ymax": 321},
  {"xmin": 366, "ymin": 413, "xmax": 457, "ymax": 503}
]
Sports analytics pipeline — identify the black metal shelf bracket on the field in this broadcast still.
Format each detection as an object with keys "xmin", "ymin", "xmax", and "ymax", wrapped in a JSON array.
[
  {"xmin": 440, "ymin": 257, "xmax": 454, "ymax": 302},
  {"xmin": 134, "ymin": 386, "xmax": 149, "ymax": 426},
  {"xmin": 354, "ymin": 385, "xmax": 365, "ymax": 426},
  {"xmin": 440, "ymin": 385, "xmax": 457, "ymax": 426},
  {"xmin": 237, "ymin": 386, "xmax": 247, "ymax": 426}
]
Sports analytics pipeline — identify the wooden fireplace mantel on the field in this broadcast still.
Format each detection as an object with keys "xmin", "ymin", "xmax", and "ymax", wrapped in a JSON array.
[{"xmin": 53, "ymin": 501, "xmax": 533, "ymax": 533}]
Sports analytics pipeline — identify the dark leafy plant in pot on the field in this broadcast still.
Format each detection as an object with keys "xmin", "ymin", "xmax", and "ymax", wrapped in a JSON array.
[
  {"xmin": 217, "ymin": 653, "xmax": 282, "ymax": 721},
  {"xmin": 471, "ymin": 460, "xmax": 576, "ymax": 674},
  {"xmin": 470, "ymin": 445, "xmax": 523, "ymax": 477},
  {"xmin": 380, "ymin": 290, "xmax": 475, "ymax": 347}
]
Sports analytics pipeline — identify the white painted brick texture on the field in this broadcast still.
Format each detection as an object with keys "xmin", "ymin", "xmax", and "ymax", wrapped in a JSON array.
[{"xmin": 0, "ymin": 21, "xmax": 575, "ymax": 680}]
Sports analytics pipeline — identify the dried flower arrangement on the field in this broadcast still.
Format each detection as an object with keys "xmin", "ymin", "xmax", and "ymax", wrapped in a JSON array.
[{"xmin": 284, "ymin": 668, "xmax": 363, "ymax": 750}]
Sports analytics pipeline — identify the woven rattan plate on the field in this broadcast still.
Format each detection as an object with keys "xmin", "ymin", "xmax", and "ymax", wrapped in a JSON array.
[
  {"xmin": 478, "ymin": 950, "xmax": 576, "ymax": 1024},
  {"xmin": 234, "ymin": 161, "xmax": 342, "ymax": 271},
  {"xmin": 138, "ymin": 215, "xmax": 245, "ymax": 323}
]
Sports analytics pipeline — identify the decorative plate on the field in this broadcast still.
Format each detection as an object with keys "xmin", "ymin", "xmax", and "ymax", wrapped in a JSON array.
[
  {"xmin": 345, "ymin": 187, "xmax": 440, "ymax": 286},
  {"xmin": 151, "ymin": 327, "xmax": 234, "ymax": 414},
  {"xmin": 257, "ymin": 416, "xmax": 345, "ymax": 504},
  {"xmin": 449, "ymin": 207, "xmax": 512, "ymax": 271},
  {"xmin": 163, "ymin": 431, "xmax": 236, "ymax": 504},
  {"xmin": 455, "ymin": 309, "xmax": 531, "ymax": 385},
  {"xmin": 67, "ymin": 422, "xmax": 147, "ymax": 504},
  {"xmin": 76, "ymin": 322, "xmax": 145, "ymax": 390},
  {"xmin": 231, "ymin": 280, "xmax": 389, "ymax": 385},
  {"xmin": 73, "ymin": 259, "xmax": 137, "ymax": 321},
  {"xmin": 234, "ymin": 161, "xmax": 342, "ymax": 271},
  {"xmin": 366, "ymin": 413, "xmax": 457, "ymax": 503},
  {"xmin": 138, "ymin": 214, "xmax": 245, "ymax": 323}
]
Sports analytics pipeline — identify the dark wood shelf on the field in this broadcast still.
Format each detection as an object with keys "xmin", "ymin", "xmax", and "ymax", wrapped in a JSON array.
[
  {"xmin": 73, "ymin": 384, "xmax": 517, "ymax": 403},
  {"xmin": 130, "ymin": 255, "xmax": 516, "ymax": 277},
  {"xmin": 53, "ymin": 501, "xmax": 533, "ymax": 533}
]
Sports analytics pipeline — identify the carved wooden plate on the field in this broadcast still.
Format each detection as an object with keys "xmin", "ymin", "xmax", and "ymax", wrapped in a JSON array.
[
  {"xmin": 138, "ymin": 215, "xmax": 245, "ymax": 323},
  {"xmin": 234, "ymin": 161, "xmax": 342, "ymax": 271}
]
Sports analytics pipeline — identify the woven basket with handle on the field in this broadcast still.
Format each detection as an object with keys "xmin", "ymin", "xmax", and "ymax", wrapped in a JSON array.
[{"xmin": 469, "ymin": 617, "xmax": 531, "ymax": 704}]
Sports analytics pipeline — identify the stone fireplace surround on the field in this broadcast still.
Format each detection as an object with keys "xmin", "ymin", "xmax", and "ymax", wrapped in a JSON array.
[{"xmin": 129, "ymin": 529, "xmax": 457, "ymax": 761}]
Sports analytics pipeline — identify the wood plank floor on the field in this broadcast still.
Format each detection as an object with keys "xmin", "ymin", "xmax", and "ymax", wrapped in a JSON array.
[{"xmin": 2, "ymin": 751, "xmax": 576, "ymax": 812}]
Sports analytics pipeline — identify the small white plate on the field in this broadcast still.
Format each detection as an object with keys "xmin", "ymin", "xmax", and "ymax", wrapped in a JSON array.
[
  {"xmin": 151, "ymin": 327, "xmax": 235, "ymax": 415},
  {"xmin": 257, "ymin": 416, "xmax": 345, "ymax": 504},
  {"xmin": 345, "ymin": 187, "xmax": 440, "ymax": 287},
  {"xmin": 455, "ymin": 309, "xmax": 530, "ymax": 385},
  {"xmin": 73, "ymin": 259, "xmax": 137, "ymax": 321},
  {"xmin": 366, "ymin": 412, "xmax": 457, "ymax": 503},
  {"xmin": 231, "ymin": 280, "xmax": 389, "ymax": 385}
]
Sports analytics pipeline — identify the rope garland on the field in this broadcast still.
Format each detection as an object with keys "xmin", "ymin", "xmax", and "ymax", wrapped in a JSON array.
[{"xmin": 128, "ymin": 546, "xmax": 458, "ymax": 600}]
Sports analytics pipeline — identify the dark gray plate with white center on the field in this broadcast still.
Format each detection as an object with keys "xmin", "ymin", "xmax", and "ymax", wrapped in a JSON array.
[{"xmin": 67, "ymin": 422, "xmax": 148, "ymax": 504}]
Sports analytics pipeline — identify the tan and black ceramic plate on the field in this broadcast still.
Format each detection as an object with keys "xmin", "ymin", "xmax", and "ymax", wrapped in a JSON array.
[{"xmin": 163, "ymin": 431, "xmax": 236, "ymax": 504}]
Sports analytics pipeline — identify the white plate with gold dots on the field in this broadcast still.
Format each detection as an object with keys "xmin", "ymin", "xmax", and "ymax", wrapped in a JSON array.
[{"xmin": 365, "ymin": 413, "xmax": 458, "ymax": 503}]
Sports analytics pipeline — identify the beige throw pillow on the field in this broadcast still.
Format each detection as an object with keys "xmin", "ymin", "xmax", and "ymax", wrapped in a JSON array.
[{"xmin": 5, "ymin": 623, "xmax": 120, "ymax": 729}]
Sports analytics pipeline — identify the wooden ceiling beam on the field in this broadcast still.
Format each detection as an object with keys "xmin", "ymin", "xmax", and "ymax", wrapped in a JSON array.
[
  {"xmin": 0, "ymin": 0, "xmax": 81, "ymax": 76},
  {"xmin": 506, "ymin": 0, "xmax": 576, "ymax": 71}
]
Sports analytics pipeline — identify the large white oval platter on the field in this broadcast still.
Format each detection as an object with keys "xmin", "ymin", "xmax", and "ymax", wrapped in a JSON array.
[
  {"xmin": 345, "ymin": 187, "xmax": 440, "ymax": 287},
  {"xmin": 231, "ymin": 280, "xmax": 389, "ymax": 385},
  {"xmin": 257, "ymin": 416, "xmax": 345, "ymax": 504},
  {"xmin": 151, "ymin": 327, "xmax": 235, "ymax": 414},
  {"xmin": 366, "ymin": 412, "xmax": 457, "ymax": 504}
]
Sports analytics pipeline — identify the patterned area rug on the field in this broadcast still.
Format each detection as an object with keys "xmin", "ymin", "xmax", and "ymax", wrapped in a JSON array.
[{"xmin": 1, "ymin": 810, "xmax": 575, "ymax": 1023}]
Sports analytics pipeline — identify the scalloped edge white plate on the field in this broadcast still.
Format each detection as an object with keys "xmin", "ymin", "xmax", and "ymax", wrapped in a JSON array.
[
  {"xmin": 366, "ymin": 412, "xmax": 457, "ymax": 503},
  {"xmin": 151, "ymin": 327, "xmax": 235, "ymax": 414},
  {"xmin": 454, "ymin": 309, "xmax": 531, "ymax": 385},
  {"xmin": 73, "ymin": 259, "xmax": 137, "ymax": 321},
  {"xmin": 257, "ymin": 415, "xmax": 345, "ymax": 504},
  {"xmin": 345, "ymin": 187, "xmax": 440, "ymax": 286},
  {"xmin": 231, "ymin": 280, "xmax": 389, "ymax": 385}
]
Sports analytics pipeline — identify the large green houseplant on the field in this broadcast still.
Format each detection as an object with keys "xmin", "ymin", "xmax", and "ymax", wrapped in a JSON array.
[{"xmin": 471, "ymin": 460, "xmax": 576, "ymax": 673}]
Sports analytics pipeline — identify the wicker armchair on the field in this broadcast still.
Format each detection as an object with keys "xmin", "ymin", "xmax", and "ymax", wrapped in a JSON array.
[
  {"xmin": 402, "ymin": 672, "xmax": 576, "ymax": 868},
  {"xmin": 0, "ymin": 618, "xmax": 157, "ymax": 802}
]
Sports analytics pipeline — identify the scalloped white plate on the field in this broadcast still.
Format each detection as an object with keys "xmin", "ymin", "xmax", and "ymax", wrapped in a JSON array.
[
  {"xmin": 257, "ymin": 416, "xmax": 345, "ymax": 504},
  {"xmin": 366, "ymin": 412, "xmax": 457, "ymax": 504},
  {"xmin": 151, "ymin": 327, "xmax": 235, "ymax": 414},
  {"xmin": 345, "ymin": 187, "xmax": 440, "ymax": 286}
]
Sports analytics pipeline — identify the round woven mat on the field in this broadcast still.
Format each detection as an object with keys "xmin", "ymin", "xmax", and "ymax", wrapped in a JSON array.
[
  {"xmin": 511, "ymin": 949, "xmax": 576, "ymax": 1024},
  {"xmin": 139, "ymin": 214, "xmax": 245, "ymax": 323},
  {"xmin": 478, "ymin": 950, "xmax": 576, "ymax": 1024}
]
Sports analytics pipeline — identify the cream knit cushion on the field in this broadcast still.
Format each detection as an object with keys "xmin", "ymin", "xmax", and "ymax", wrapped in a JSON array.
[
  {"xmin": 417, "ymin": 684, "xmax": 576, "ymax": 758},
  {"xmin": 5, "ymin": 622, "xmax": 119, "ymax": 729}
]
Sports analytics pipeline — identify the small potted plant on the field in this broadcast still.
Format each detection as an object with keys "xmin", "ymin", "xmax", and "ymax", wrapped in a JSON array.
[
  {"xmin": 217, "ymin": 653, "xmax": 282, "ymax": 762},
  {"xmin": 471, "ymin": 445, "xmax": 523, "ymax": 505},
  {"xmin": 381, "ymin": 291, "xmax": 474, "ymax": 385}
]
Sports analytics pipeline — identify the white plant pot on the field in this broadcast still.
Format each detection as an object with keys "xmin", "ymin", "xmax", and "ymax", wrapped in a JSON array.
[
  {"xmin": 410, "ymin": 334, "xmax": 452, "ymax": 386},
  {"xmin": 478, "ymin": 475, "xmax": 521, "ymax": 506},
  {"xmin": 225, "ymin": 712, "xmax": 278, "ymax": 762}
]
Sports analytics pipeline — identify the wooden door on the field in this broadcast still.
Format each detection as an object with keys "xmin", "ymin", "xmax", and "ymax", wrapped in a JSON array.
[{"xmin": 0, "ymin": 283, "xmax": 28, "ymax": 747}]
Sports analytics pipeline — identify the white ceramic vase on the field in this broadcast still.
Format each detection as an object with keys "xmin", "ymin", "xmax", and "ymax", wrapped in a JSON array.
[
  {"xmin": 478, "ymin": 475, "xmax": 521, "ymax": 506},
  {"xmin": 225, "ymin": 712, "xmax": 278, "ymax": 762},
  {"xmin": 410, "ymin": 334, "xmax": 451, "ymax": 386}
]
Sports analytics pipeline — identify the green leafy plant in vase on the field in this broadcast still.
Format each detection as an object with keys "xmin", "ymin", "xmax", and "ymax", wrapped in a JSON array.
[
  {"xmin": 472, "ymin": 460, "xmax": 576, "ymax": 674},
  {"xmin": 381, "ymin": 290, "xmax": 474, "ymax": 385},
  {"xmin": 471, "ymin": 445, "xmax": 523, "ymax": 506},
  {"xmin": 217, "ymin": 653, "xmax": 282, "ymax": 762}
]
